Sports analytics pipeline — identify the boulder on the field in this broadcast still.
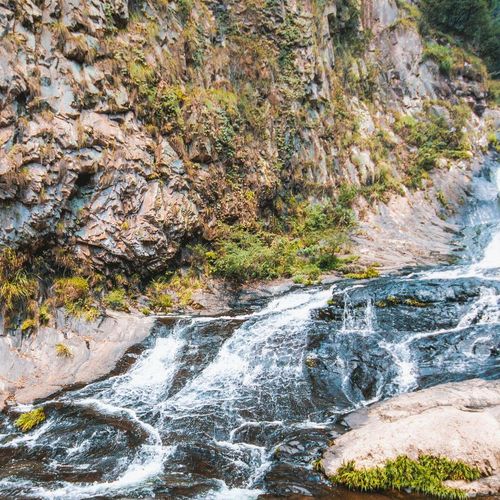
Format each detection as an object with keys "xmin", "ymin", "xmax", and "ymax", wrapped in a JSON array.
[{"xmin": 322, "ymin": 379, "xmax": 500, "ymax": 497}]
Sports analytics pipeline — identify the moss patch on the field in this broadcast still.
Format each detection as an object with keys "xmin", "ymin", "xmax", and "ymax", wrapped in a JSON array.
[{"xmin": 331, "ymin": 455, "xmax": 483, "ymax": 499}]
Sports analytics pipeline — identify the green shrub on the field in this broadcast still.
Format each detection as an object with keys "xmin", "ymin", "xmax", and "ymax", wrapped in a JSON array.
[
  {"xmin": 421, "ymin": 0, "xmax": 500, "ymax": 75},
  {"xmin": 103, "ymin": 288, "xmax": 129, "ymax": 311},
  {"xmin": 210, "ymin": 229, "xmax": 288, "ymax": 282},
  {"xmin": 423, "ymin": 43, "xmax": 454, "ymax": 75},
  {"xmin": 146, "ymin": 279, "xmax": 174, "ymax": 312},
  {"xmin": 14, "ymin": 408, "xmax": 46, "ymax": 432},
  {"xmin": 331, "ymin": 455, "xmax": 483, "ymax": 499}
]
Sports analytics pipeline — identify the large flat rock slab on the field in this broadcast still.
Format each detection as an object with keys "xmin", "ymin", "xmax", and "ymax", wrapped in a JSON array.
[
  {"xmin": 0, "ymin": 311, "xmax": 155, "ymax": 410},
  {"xmin": 322, "ymin": 379, "xmax": 500, "ymax": 497}
]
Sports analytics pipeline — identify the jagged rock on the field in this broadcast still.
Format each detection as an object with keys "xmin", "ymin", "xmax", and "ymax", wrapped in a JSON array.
[{"xmin": 0, "ymin": 0, "xmax": 494, "ymax": 276}]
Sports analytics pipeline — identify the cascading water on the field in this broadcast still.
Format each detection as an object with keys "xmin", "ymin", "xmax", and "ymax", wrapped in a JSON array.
[{"xmin": 0, "ymin": 156, "xmax": 499, "ymax": 499}]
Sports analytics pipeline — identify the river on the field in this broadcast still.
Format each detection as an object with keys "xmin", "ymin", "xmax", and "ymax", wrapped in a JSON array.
[{"xmin": 0, "ymin": 155, "xmax": 498, "ymax": 499}]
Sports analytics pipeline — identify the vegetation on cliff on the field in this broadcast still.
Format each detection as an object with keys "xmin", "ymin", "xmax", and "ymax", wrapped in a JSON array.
[{"xmin": 0, "ymin": 0, "xmax": 498, "ymax": 328}]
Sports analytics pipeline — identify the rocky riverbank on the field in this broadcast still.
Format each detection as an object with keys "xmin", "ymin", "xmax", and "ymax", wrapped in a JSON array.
[
  {"xmin": 0, "ymin": 149, "xmax": 494, "ymax": 412},
  {"xmin": 322, "ymin": 379, "xmax": 500, "ymax": 497},
  {"xmin": 0, "ymin": 311, "xmax": 155, "ymax": 411}
]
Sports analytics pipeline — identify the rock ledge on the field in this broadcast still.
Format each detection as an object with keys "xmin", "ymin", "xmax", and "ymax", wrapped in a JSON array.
[{"xmin": 322, "ymin": 379, "xmax": 500, "ymax": 497}]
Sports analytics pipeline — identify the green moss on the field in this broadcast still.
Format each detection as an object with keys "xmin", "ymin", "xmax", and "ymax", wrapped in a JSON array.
[
  {"xmin": 55, "ymin": 343, "xmax": 73, "ymax": 358},
  {"xmin": 331, "ymin": 455, "xmax": 483, "ymax": 499},
  {"xmin": 103, "ymin": 288, "xmax": 129, "ymax": 311},
  {"xmin": 14, "ymin": 408, "xmax": 46, "ymax": 432}
]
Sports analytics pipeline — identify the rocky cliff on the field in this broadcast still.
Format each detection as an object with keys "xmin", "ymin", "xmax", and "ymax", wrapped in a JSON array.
[
  {"xmin": 0, "ymin": 0, "xmax": 495, "ymax": 273},
  {"xmin": 0, "ymin": 0, "xmax": 498, "ymax": 342}
]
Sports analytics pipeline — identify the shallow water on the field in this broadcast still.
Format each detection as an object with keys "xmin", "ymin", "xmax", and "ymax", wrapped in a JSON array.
[{"xmin": 0, "ymin": 156, "xmax": 499, "ymax": 499}]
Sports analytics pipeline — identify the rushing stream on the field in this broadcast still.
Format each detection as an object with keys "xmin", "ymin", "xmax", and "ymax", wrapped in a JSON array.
[{"xmin": 0, "ymin": 156, "xmax": 499, "ymax": 499}]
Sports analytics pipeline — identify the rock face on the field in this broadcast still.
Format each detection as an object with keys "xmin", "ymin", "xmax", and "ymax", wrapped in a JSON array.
[
  {"xmin": 0, "ymin": 310, "xmax": 155, "ymax": 410},
  {"xmin": 0, "ymin": 0, "xmax": 494, "ymax": 274},
  {"xmin": 322, "ymin": 379, "xmax": 500, "ymax": 497}
]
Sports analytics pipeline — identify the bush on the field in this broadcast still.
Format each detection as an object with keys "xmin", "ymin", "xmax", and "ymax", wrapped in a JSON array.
[
  {"xmin": 146, "ymin": 279, "xmax": 174, "ymax": 312},
  {"xmin": 103, "ymin": 288, "xmax": 129, "ymax": 311},
  {"xmin": 421, "ymin": 0, "xmax": 500, "ymax": 75},
  {"xmin": 209, "ymin": 191, "xmax": 358, "ymax": 283},
  {"xmin": 14, "ymin": 408, "xmax": 46, "ymax": 432}
]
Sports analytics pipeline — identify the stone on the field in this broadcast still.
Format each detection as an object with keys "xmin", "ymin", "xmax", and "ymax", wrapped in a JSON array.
[
  {"xmin": 0, "ymin": 310, "xmax": 155, "ymax": 411},
  {"xmin": 322, "ymin": 379, "xmax": 500, "ymax": 497}
]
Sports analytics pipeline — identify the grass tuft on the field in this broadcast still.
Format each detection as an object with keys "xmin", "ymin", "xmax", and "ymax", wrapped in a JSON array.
[
  {"xmin": 103, "ymin": 288, "xmax": 129, "ymax": 311},
  {"xmin": 331, "ymin": 455, "xmax": 483, "ymax": 499},
  {"xmin": 14, "ymin": 408, "xmax": 46, "ymax": 432},
  {"xmin": 55, "ymin": 343, "xmax": 73, "ymax": 358}
]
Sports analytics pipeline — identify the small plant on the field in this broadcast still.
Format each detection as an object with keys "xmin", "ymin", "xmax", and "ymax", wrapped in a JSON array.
[
  {"xmin": 14, "ymin": 408, "xmax": 46, "ymax": 432},
  {"xmin": 39, "ymin": 303, "xmax": 51, "ymax": 325},
  {"xmin": 55, "ymin": 343, "xmax": 73, "ymax": 358},
  {"xmin": 404, "ymin": 297, "xmax": 429, "ymax": 307},
  {"xmin": 54, "ymin": 276, "xmax": 89, "ymax": 303},
  {"xmin": 423, "ymin": 43, "xmax": 454, "ymax": 76},
  {"xmin": 146, "ymin": 279, "xmax": 174, "ymax": 313},
  {"xmin": 437, "ymin": 190, "xmax": 450, "ymax": 209},
  {"xmin": 53, "ymin": 276, "xmax": 98, "ymax": 320},
  {"xmin": 0, "ymin": 249, "xmax": 38, "ymax": 319},
  {"xmin": 103, "ymin": 288, "xmax": 129, "ymax": 311},
  {"xmin": 345, "ymin": 266, "xmax": 380, "ymax": 279},
  {"xmin": 20, "ymin": 318, "xmax": 36, "ymax": 333},
  {"xmin": 331, "ymin": 455, "xmax": 483, "ymax": 499}
]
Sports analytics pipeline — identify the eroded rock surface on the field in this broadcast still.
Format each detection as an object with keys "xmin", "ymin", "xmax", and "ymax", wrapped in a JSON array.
[
  {"xmin": 322, "ymin": 379, "xmax": 500, "ymax": 497},
  {"xmin": 0, "ymin": 0, "xmax": 494, "ymax": 274},
  {"xmin": 0, "ymin": 310, "xmax": 155, "ymax": 410}
]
